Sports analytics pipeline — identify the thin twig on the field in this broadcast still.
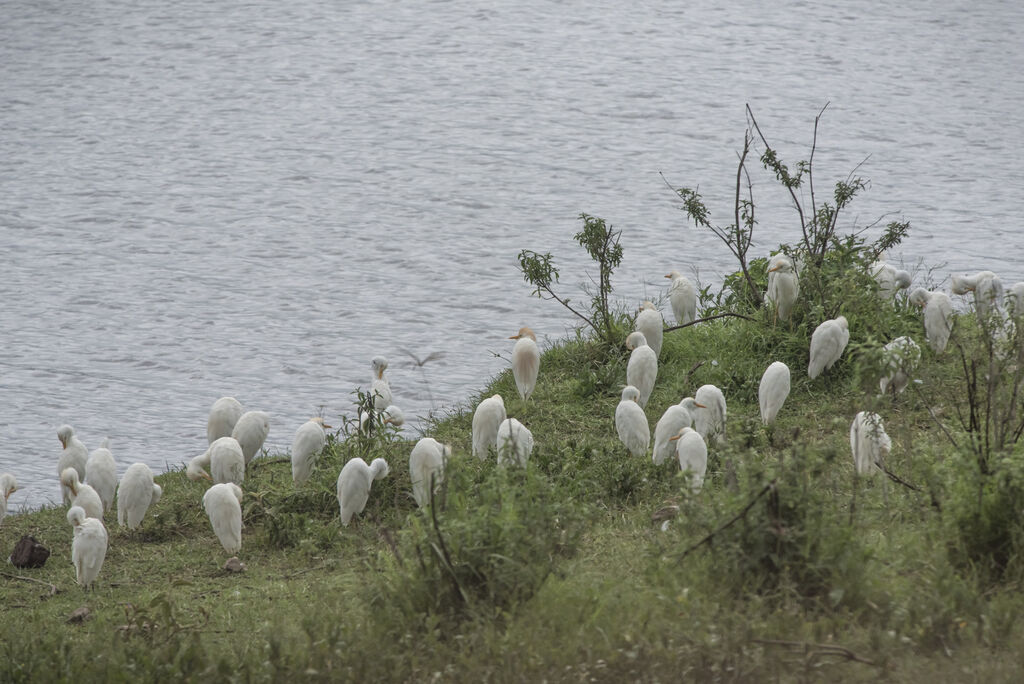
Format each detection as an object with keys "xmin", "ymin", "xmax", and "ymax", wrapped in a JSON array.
[
  {"xmin": 679, "ymin": 479, "xmax": 777, "ymax": 559},
  {"xmin": 0, "ymin": 572, "xmax": 60, "ymax": 596},
  {"xmin": 880, "ymin": 464, "xmax": 922, "ymax": 492},
  {"xmin": 910, "ymin": 383, "xmax": 959, "ymax": 449},
  {"xmin": 429, "ymin": 475, "xmax": 466, "ymax": 605},
  {"xmin": 663, "ymin": 312, "xmax": 757, "ymax": 333},
  {"xmin": 752, "ymin": 638, "xmax": 879, "ymax": 667},
  {"xmin": 248, "ymin": 457, "xmax": 290, "ymax": 470}
]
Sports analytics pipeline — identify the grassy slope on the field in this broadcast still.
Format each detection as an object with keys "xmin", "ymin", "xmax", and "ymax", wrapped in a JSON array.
[{"xmin": 3, "ymin": 308, "xmax": 1024, "ymax": 683}]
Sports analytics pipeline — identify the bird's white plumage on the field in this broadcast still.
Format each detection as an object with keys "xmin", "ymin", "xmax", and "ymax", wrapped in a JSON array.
[
  {"xmin": 190, "ymin": 437, "xmax": 245, "ymax": 485},
  {"xmin": 60, "ymin": 468, "xmax": 103, "ymax": 519},
  {"xmin": 472, "ymin": 394, "xmax": 506, "ymax": 459},
  {"xmin": 409, "ymin": 438, "xmax": 450, "ymax": 508},
  {"xmin": 870, "ymin": 260, "xmax": 912, "ymax": 300},
  {"xmin": 496, "ymin": 418, "xmax": 534, "ymax": 467},
  {"xmin": 371, "ymin": 356, "xmax": 392, "ymax": 411},
  {"xmin": 336, "ymin": 457, "xmax": 390, "ymax": 526},
  {"xmin": 666, "ymin": 270, "xmax": 697, "ymax": 325},
  {"xmin": 359, "ymin": 404, "xmax": 405, "ymax": 433},
  {"xmin": 207, "ymin": 397, "xmax": 244, "ymax": 444},
  {"xmin": 57, "ymin": 425, "xmax": 89, "ymax": 506},
  {"xmin": 203, "ymin": 483, "xmax": 244, "ymax": 553},
  {"xmin": 850, "ymin": 411, "xmax": 891, "ymax": 475},
  {"xmin": 1006, "ymin": 282, "xmax": 1024, "ymax": 318},
  {"xmin": 232, "ymin": 411, "xmax": 270, "ymax": 465},
  {"xmin": 652, "ymin": 399, "xmax": 697, "ymax": 465},
  {"xmin": 952, "ymin": 271, "xmax": 1004, "ymax": 317},
  {"xmin": 510, "ymin": 328, "xmax": 540, "ymax": 400},
  {"xmin": 85, "ymin": 444, "xmax": 117, "ymax": 514},
  {"xmin": 291, "ymin": 418, "xmax": 328, "ymax": 484},
  {"xmin": 758, "ymin": 361, "xmax": 791, "ymax": 425},
  {"xmin": 116, "ymin": 463, "xmax": 161, "ymax": 529},
  {"xmin": 68, "ymin": 505, "xmax": 107, "ymax": 589},
  {"xmin": 615, "ymin": 386, "xmax": 650, "ymax": 457},
  {"xmin": 908, "ymin": 288, "xmax": 953, "ymax": 353},
  {"xmin": 635, "ymin": 302, "xmax": 664, "ymax": 357},
  {"xmin": 879, "ymin": 336, "xmax": 921, "ymax": 396},
  {"xmin": 808, "ymin": 316, "xmax": 850, "ymax": 379},
  {"xmin": 625, "ymin": 331, "xmax": 658, "ymax": 408},
  {"xmin": 693, "ymin": 384, "xmax": 727, "ymax": 445},
  {"xmin": 672, "ymin": 427, "xmax": 708, "ymax": 492},
  {"xmin": 766, "ymin": 254, "xmax": 800, "ymax": 322},
  {"xmin": 0, "ymin": 473, "xmax": 18, "ymax": 525}
]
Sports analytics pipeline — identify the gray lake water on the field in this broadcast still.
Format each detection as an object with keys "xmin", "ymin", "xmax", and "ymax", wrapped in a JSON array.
[{"xmin": 2, "ymin": 0, "xmax": 1023, "ymax": 511}]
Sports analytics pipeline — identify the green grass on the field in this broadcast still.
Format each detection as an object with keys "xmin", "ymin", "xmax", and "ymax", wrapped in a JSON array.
[{"xmin": 3, "ymin": 303, "xmax": 1024, "ymax": 683}]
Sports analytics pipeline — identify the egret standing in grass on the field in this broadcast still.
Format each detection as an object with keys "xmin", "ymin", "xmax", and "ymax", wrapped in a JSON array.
[
  {"xmin": 291, "ymin": 417, "xmax": 330, "ymax": 484},
  {"xmin": 57, "ymin": 425, "xmax": 89, "ymax": 505},
  {"xmin": 850, "ymin": 411, "xmax": 891, "ymax": 475},
  {"xmin": 359, "ymin": 404, "xmax": 405, "ymax": 434},
  {"xmin": 232, "ymin": 410, "xmax": 270, "ymax": 465},
  {"xmin": 509, "ymin": 327, "xmax": 540, "ymax": 400},
  {"xmin": 203, "ymin": 483, "xmax": 243, "ymax": 554},
  {"xmin": 653, "ymin": 398, "xmax": 700, "ymax": 465},
  {"xmin": 336, "ymin": 457, "xmax": 390, "ymax": 526},
  {"xmin": 61, "ymin": 468, "xmax": 103, "ymax": 520},
  {"xmin": 670, "ymin": 427, "xmax": 708, "ymax": 492},
  {"xmin": 666, "ymin": 270, "xmax": 697, "ymax": 325},
  {"xmin": 615, "ymin": 386, "xmax": 649, "ymax": 457},
  {"xmin": 409, "ymin": 438, "xmax": 450, "ymax": 508},
  {"xmin": 694, "ymin": 384, "xmax": 727, "ymax": 445},
  {"xmin": 758, "ymin": 361, "xmax": 791, "ymax": 425},
  {"xmin": 496, "ymin": 418, "xmax": 534, "ymax": 467},
  {"xmin": 85, "ymin": 440, "xmax": 117, "ymax": 515},
  {"xmin": 0, "ymin": 473, "xmax": 18, "ymax": 525},
  {"xmin": 188, "ymin": 437, "xmax": 245, "ymax": 485},
  {"xmin": 472, "ymin": 394, "xmax": 506, "ymax": 459},
  {"xmin": 766, "ymin": 254, "xmax": 800, "ymax": 323},
  {"xmin": 908, "ymin": 288, "xmax": 954, "ymax": 353},
  {"xmin": 68, "ymin": 505, "xmax": 107, "ymax": 590},
  {"xmin": 635, "ymin": 302, "xmax": 664, "ymax": 357},
  {"xmin": 625, "ymin": 331, "xmax": 658, "ymax": 408},
  {"xmin": 207, "ymin": 397, "xmax": 244, "ymax": 444},
  {"xmin": 808, "ymin": 316, "xmax": 850, "ymax": 379},
  {"xmin": 952, "ymin": 271, "xmax": 1004, "ymax": 318},
  {"xmin": 116, "ymin": 463, "xmax": 162, "ymax": 530},
  {"xmin": 879, "ymin": 336, "xmax": 921, "ymax": 396},
  {"xmin": 370, "ymin": 356, "xmax": 392, "ymax": 410}
]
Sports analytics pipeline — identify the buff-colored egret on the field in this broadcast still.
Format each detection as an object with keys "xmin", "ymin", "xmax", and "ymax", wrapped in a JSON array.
[
  {"xmin": 291, "ymin": 417, "xmax": 330, "ymax": 484},
  {"xmin": 232, "ymin": 411, "xmax": 270, "ymax": 465},
  {"xmin": 67, "ymin": 505, "xmax": 107, "ymax": 590},
  {"xmin": 116, "ymin": 463, "xmax": 162, "ymax": 529},
  {"xmin": 626, "ymin": 331, "xmax": 658, "ymax": 408},
  {"xmin": 908, "ymin": 288, "xmax": 953, "ymax": 353},
  {"xmin": 496, "ymin": 418, "xmax": 534, "ymax": 467},
  {"xmin": 85, "ymin": 440, "xmax": 117, "ymax": 515},
  {"xmin": 952, "ymin": 271, "xmax": 1004, "ymax": 318},
  {"xmin": 0, "ymin": 473, "xmax": 18, "ymax": 525},
  {"xmin": 336, "ymin": 457, "xmax": 390, "ymax": 526},
  {"xmin": 666, "ymin": 271, "xmax": 697, "ymax": 325},
  {"xmin": 60, "ymin": 468, "xmax": 103, "ymax": 519},
  {"xmin": 615, "ymin": 386, "xmax": 649, "ymax": 457},
  {"xmin": 850, "ymin": 411, "xmax": 891, "ymax": 475},
  {"xmin": 472, "ymin": 394, "xmax": 506, "ymax": 459},
  {"xmin": 358, "ymin": 405, "xmax": 405, "ymax": 434},
  {"xmin": 509, "ymin": 328, "xmax": 540, "ymax": 400},
  {"xmin": 808, "ymin": 316, "xmax": 850, "ymax": 379},
  {"xmin": 879, "ymin": 336, "xmax": 921, "ymax": 396},
  {"xmin": 203, "ymin": 483, "xmax": 243, "ymax": 553},
  {"xmin": 870, "ymin": 259, "xmax": 912, "ymax": 300},
  {"xmin": 371, "ymin": 356, "xmax": 392, "ymax": 410},
  {"xmin": 653, "ymin": 398, "xmax": 700, "ymax": 465},
  {"xmin": 766, "ymin": 254, "xmax": 800, "ymax": 323},
  {"xmin": 1007, "ymin": 282, "xmax": 1024, "ymax": 317},
  {"xmin": 207, "ymin": 397, "xmax": 243, "ymax": 444},
  {"xmin": 188, "ymin": 437, "xmax": 245, "ymax": 485},
  {"xmin": 670, "ymin": 427, "xmax": 708, "ymax": 492},
  {"xmin": 694, "ymin": 384, "xmax": 727, "ymax": 445},
  {"xmin": 635, "ymin": 302, "xmax": 664, "ymax": 357},
  {"xmin": 410, "ymin": 438, "xmax": 450, "ymax": 508},
  {"xmin": 758, "ymin": 361, "xmax": 791, "ymax": 425},
  {"xmin": 57, "ymin": 425, "xmax": 89, "ymax": 505}
]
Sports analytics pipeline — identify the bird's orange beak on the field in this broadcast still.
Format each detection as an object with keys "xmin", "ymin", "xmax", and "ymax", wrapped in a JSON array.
[
  {"xmin": 664, "ymin": 274, "xmax": 672, "ymax": 279},
  {"xmin": 669, "ymin": 433, "xmax": 682, "ymax": 441},
  {"xmin": 322, "ymin": 423, "xmax": 333, "ymax": 429},
  {"xmin": 767, "ymin": 265, "xmax": 781, "ymax": 273},
  {"xmin": 202, "ymin": 472, "xmax": 213, "ymax": 482},
  {"xmin": 694, "ymin": 402, "xmax": 707, "ymax": 408},
  {"xmin": 509, "ymin": 334, "xmax": 520, "ymax": 340}
]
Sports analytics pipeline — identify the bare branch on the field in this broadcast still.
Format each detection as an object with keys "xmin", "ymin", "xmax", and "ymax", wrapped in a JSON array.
[
  {"xmin": 663, "ymin": 312, "xmax": 758, "ymax": 333},
  {"xmin": 679, "ymin": 479, "xmax": 777, "ymax": 559}
]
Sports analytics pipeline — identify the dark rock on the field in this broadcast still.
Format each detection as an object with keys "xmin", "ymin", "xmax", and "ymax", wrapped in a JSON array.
[
  {"xmin": 223, "ymin": 557, "xmax": 246, "ymax": 573},
  {"xmin": 10, "ymin": 535, "xmax": 50, "ymax": 568},
  {"xmin": 67, "ymin": 606, "xmax": 91, "ymax": 624}
]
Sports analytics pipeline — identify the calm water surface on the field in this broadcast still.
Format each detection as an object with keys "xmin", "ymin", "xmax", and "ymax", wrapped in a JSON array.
[{"xmin": 2, "ymin": 0, "xmax": 1022, "ymax": 509}]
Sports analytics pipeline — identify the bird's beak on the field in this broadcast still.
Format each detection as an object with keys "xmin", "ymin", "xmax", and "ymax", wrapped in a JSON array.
[
  {"xmin": 377, "ymin": 368, "xmax": 384, "ymax": 379},
  {"xmin": 202, "ymin": 472, "xmax": 213, "ymax": 482},
  {"xmin": 664, "ymin": 274, "xmax": 672, "ymax": 279},
  {"xmin": 767, "ymin": 265, "xmax": 781, "ymax": 273},
  {"xmin": 669, "ymin": 434, "xmax": 682, "ymax": 441},
  {"xmin": 322, "ymin": 423, "xmax": 333, "ymax": 429},
  {"xmin": 509, "ymin": 334, "xmax": 520, "ymax": 340},
  {"xmin": 70, "ymin": 483, "xmax": 78, "ymax": 495},
  {"xmin": 694, "ymin": 402, "xmax": 707, "ymax": 408},
  {"xmin": 632, "ymin": 397, "xmax": 639, "ymax": 403}
]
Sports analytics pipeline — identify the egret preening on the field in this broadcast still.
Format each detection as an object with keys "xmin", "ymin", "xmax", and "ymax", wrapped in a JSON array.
[
  {"xmin": 952, "ymin": 271, "xmax": 1004, "ymax": 318},
  {"xmin": 291, "ymin": 417, "xmax": 330, "ymax": 484},
  {"xmin": 666, "ymin": 271, "xmax": 697, "ymax": 325},
  {"xmin": 758, "ymin": 361, "xmax": 791, "ymax": 425},
  {"xmin": 371, "ymin": 356, "xmax": 392, "ymax": 410},
  {"xmin": 336, "ymin": 457, "xmax": 390, "ymax": 526},
  {"xmin": 879, "ymin": 336, "xmax": 921, "ymax": 396},
  {"xmin": 850, "ymin": 411, "xmax": 891, "ymax": 475},
  {"xmin": 232, "ymin": 410, "xmax": 270, "ymax": 465},
  {"xmin": 0, "ymin": 473, "xmax": 18, "ymax": 525},
  {"xmin": 359, "ymin": 405, "xmax": 405, "ymax": 434},
  {"xmin": 57, "ymin": 425, "xmax": 89, "ymax": 505},
  {"xmin": 67, "ymin": 505, "xmax": 107, "ymax": 590},
  {"xmin": 207, "ymin": 397, "xmax": 244, "ymax": 444},
  {"xmin": 908, "ymin": 288, "xmax": 954, "ymax": 353},
  {"xmin": 203, "ymin": 483, "xmax": 244, "ymax": 554},
  {"xmin": 60, "ymin": 468, "xmax": 103, "ymax": 520},
  {"xmin": 625, "ymin": 331, "xmax": 658, "ymax": 408},
  {"xmin": 496, "ymin": 418, "xmax": 534, "ymax": 467},
  {"xmin": 615, "ymin": 386, "xmax": 650, "ymax": 457},
  {"xmin": 472, "ymin": 394, "xmax": 507, "ymax": 459},
  {"xmin": 808, "ymin": 316, "xmax": 850, "ymax": 379},
  {"xmin": 188, "ymin": 437, "xmax": 245, "ymax": 485},
  {"xmin": 509, "ymin": 327, "xmax": 540, "ymax": 400},
  {"xmin": 870, "ymin": 259, "xmax": 912, "ymax": 300},
  {"xmin": 85, "ymin": 441, "xmax": 117, "ymax": 514},
  {"xmin": 116, "ymin": 463, "xmax": 162, "ymax": 530},
  {"xmin": 694, "ymin": 384, "xmax": 727, "ymax": 445},
  {"xmin": 652, "ymin": 398, "xmax": 700, "ymax": 465},
  {"xmin": 1007, "ymin": 282, "xmax": 1024, "ymax": 318},
  {"xmin": 635, "ymin": 302, "xmax": 664, "ymax": 357},
  {"xmin": 409, "ymin": 438, "xmax": 450, "ymax": 508},
  {"xmin": 670, "ymin": 427, "xmax": 708, "ymax": 492},
  {"xmin": 766, "ymin": 254, "xmax": 800, "ymax": 323}
]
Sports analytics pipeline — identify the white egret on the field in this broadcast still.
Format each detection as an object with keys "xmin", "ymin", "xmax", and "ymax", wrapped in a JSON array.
[
  {"xmin": 808, "ymin": 316, "xmax": 850, "ymax": 379},
  {"xmin": 67, "ymin": 505, "xmax": 107, "ymax": 590},
  {"xmin": 653, "ymin": 398, "xmax": 700, "ymax": 465},
  {"xmin": 879, "ymin": 336, "xmax": 921, "ymax": 396},
  {"xmin": 870, "ymin": 259, "xmax": 912, "ymax": 300},
  {"xmin": 850, "ymin": 411, "xmax": 891, "ymax": 475},
  {"xmin": 85, "ymin": 440, "xmax": 117, "ymax": 514},
  {"xmin": 116, "ymin": 463, "xmax": 162, "ymax": 529},
  {"xmin": 371, "ymin": 356, "xmax": 392, "ymax": 411},
  {"xmin": 231, "ymin": 410, "xmax": 270, "ymax": 465},
  {"xmin": 509, "ymin": 327, "xmax": 540, "ymax": 400},
  {"xmin": 207, "ymin": 397, "xmax": 243, "ymax": 444},
  {"xmin": 472, "ymin": 394, "xmax": 506, "ymax": 459},
  {"xmin": 336, "ymin": 457, "xmax": 390, "ymax": 526},
  {"xmin": 666, "ymin": 271, "xmax": 697, "ymax": 325},
  {"xmin": 496, "ymin": 418, "xmax": 534, "ymax": 467},
  {"xmin": 0, "ymin": 473, "xmax": 18, "ymax": 525},
  {"xmin": 1007, "ymin": 282, "xmax": 1024, "ymax": 318},
  {"xmin": 670, "ymin": 427, "xmax": 708, "ymax": 492},
  {"xmin": 626, "ymin": 331, "xmax": 658, "ymax": 408},
  {"xmin": 908, "ymin": 288, "xmax": 954, "ymax": 353},
  {"xmin": 694, "ymin": 384, "xmax": 727, "ymax": 445},
  {"xmin": 952, "ymin": 271, "xmax": 1004, "ymax": 318},
  {"xmin": 188, "ymin": 437, "xmax": 245, "ymax": 485},
  {"xmin": 615, "ymin": 386, "xmax": 650, "ymax": 457},
  {"xmin": 358, "ymin": 405, "xmax": 405, "ymax": 434},
  {"xmin": 60, "ymin": 468, "xmax": 103, "ymax": 520},
  {"xmin": 57, "ymin": 425, "xmax": 89, "ymax": 505},
  {"xmin": 409, "ymin": 438, "xmax": 450, "ymax": 508},
  {"xmin": 291, "ymin": 417, "xmax": 330, "ymax": 484},
  {"xmin": 202, "ymin": 483, "xmax": 243, "ymax": 554},
  {"xmin": 766, "ymin": 254, "xmax": 800, "ymax": 323},
  {"xmin": 758, "ymin": 361, "xmax": 791, "ymax": 425},
  {"xmin": 635, "ymin": 302, "xmax": 664, "ymax": 357}
]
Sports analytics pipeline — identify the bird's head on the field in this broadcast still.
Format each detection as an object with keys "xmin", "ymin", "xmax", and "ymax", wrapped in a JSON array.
[
  {"xmin": 60, "ymin": 468, "xmax": 79, "ymax": 494},
  {"xmin": 665, "ymin": 270, "xmax": 682, "ymax": 280},
  {"xmin": 371, "ymin": 356, "xmax": 388, "ymax": 379},
  {"xmin": 669, "ymin": 427, "xmax": 692, "ymax": 442},
  {"xmin": 625, "ymin": 331, "xmax": 647, "ymax": 351},
  {"xmin": 67, "ymin": 506, "xmax": 85, "ymax": 527},
  {"xmin": 509, "ymin": 327, "xmax": 536, "ymax": 341},
  {"xmin": 620, "ymin": 385, "xmax": 641, "ymax": 403},
  {"xmin": 908, "ymin": 288, "xmax": 929, "ymax": 308},
  {"xmin": 57, "ymin": 424, "xmax": 73, "ymax": 449}
]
